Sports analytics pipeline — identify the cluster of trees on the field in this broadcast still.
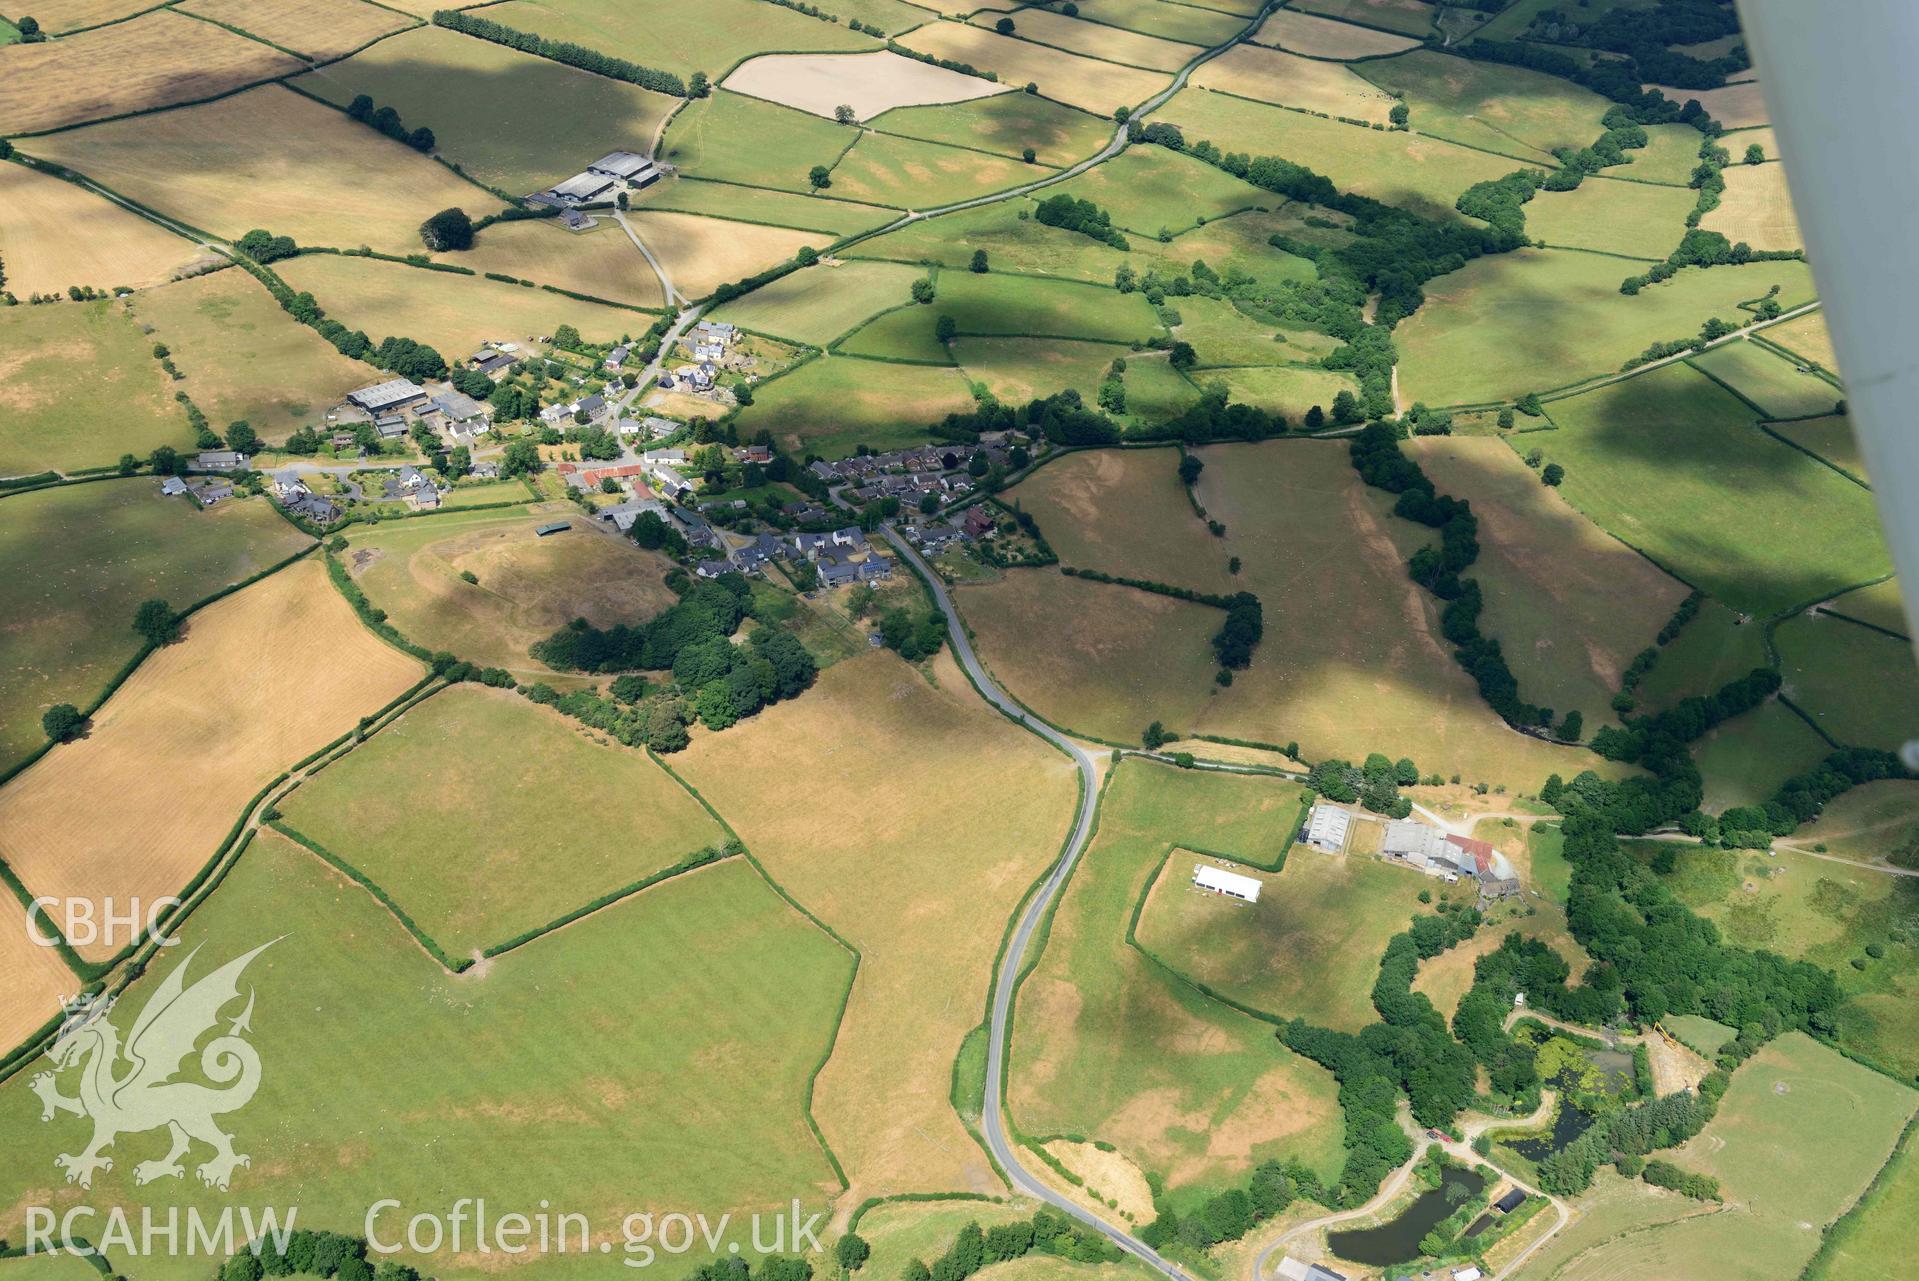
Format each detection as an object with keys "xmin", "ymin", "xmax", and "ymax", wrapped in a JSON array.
[
  {"xmin": 1589, "ymin": 665, "xmax": 1779, "ymax": 765},
  {"xmin": 344, "ymin": 93, "xmax": 434, "ymax": 153},
  {"xmin": 1456, "ymin": 168, "xmax": 1545, "ymax": 238},
  {"xmin": 236, "ymin": 228, "xmax": 298, "ymax": 264},
  {"xmin": 373, "ymin": 334, "xmax": 448, "ymax": 381},
  {"xmin": 1461, "ymin": 37, "xmax": 1726, "ymax": 127},
  {"xmin": 1640, "ymin": 1157, "xmax": 1720, "ymax": 1199},
  {"xmin": 930, "ymin": 388, "xmax": 1120, "ymax": 447},
  {"xmin": 431, "ymin": 10, "xmax": 687, "ymax": 95},
  {"xmin": 532, "ymin": 578, "xmax": 748, "ymax": 672},
  {"xmin": 1620, "ymin": 226, "xmax": 1802, "ymax": 294},
  {"xmin": 1531, "ymin": 0, "xmax": 1746, "ymax": 90},
  {"xmin": 217, "ymin": 1229, "xmax": 418, "ymax": 1281},
  {"xmin": 1139, "ymin": 1160, "xmax": 1311, "ymax": 1251},
  {"xmin": 419, "ymin": 207, "xmax": 475, "ymax": 252},
  {"xmin": 1306, "ymin": 753, "xmax": 1418, "ymax": 817},
  {"xmin": 1684, "ymin": 746, "xmax": 1910, "ymax": 849},
  {"xmin": 902, "ymin": 1210, "xmax": 1119, "ymax": 1281},
  {"xmin": 1211, "ymin": 592, "xmax": 1262, "ymax": 670},
  {"xmin": 1533, "ymin": 1075, "xmax": 1726, "ymax": 1196},
  {"xmin": 884, "ymin": 39, "xmax": 995, "ymax": 82},
  {"xmin": 678, "ymin": 1255, "xmax": 811, "ymax": 1281},
  {"xmin": 1033, "ymin": 194, "xmax": 1128, "ymax": 249}
]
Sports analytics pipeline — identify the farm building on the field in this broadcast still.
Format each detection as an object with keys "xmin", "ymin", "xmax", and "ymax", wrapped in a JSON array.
[
  {"xmin": 189, "ymin": 479, "xmax": 233, "ymax": 507},
  {"xmin": 348, "ymin": 379, "xmax": 429, "ymax": 415},
  {"xmin": 534, "ymin": 522, "xmax": 572, "ymax": 536},
  {"xmin": 195, "ymin": 450, "xmax": 250, "ymax": 472},
  {"xmin": 430, "ymin": 391, "xmax": 486, "ymax": 423},
  {"xmin": 159, "ymin": 476, "xmax": 188, "ymax": 497},
  {"xmin": 548, "ymin": 171, "xmax": 616, "ymax": 205},
  {"xmin": 1491, "ymin": 1187, "xmax": 1527, "ymax": 1215},
  {"xmin": 588, "ymin": 151, "xmax": 661, "ymax": 187},
  {"xmin": 1193, "ymin": 864, "xmax": 1261, "ymax": 903},
  {"xmin": 469, "ymin": 348, "xmax": 517, "ymax": 376},
  {"xmin": 1275, "ymin": 1257, "xmax": 1345, "ymax": 1281},
  {"xmin": 1383, "ymin": 818, "xmax": 1452, "ymax": 866},
  {"xmin": 1303, "ymin": 803, "xmax": 1352, "ymax": 852}
]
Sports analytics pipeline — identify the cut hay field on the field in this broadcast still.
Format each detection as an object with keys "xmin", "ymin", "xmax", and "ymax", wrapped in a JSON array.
[
  {"xmin": 724, "ymin": 50, "xmax": 1011, "ymax": 121},
  {"xmin": 897, "ymin": 23, "xmax": 1169, "ymax": 115},
  {"xmin": 972, "ymin": 9, "xmax": 1200, "ymax": 72},
  {"xmin": 1202, "ymin": 365, "xmax": 1361, "ymax": 420},
  {"xmin": 21, "ymin": 0, "xmax": 157, "ymax": 33},
  {"xmin": 0, "ymin": 298, "xmax": 189, "ymax": 476},
  {"xmin": 676, "ymin": 650, "xmax": 1079, "ymax": 1204},
  {"xmin": 1691, "ymin": 339, "xmax": 1846, "ymax": 420},
  {"xmin": 1649, "ymin": 77, "xmax": 1769, "ymax": 129},
  {"xmin": 1535, "ymin": 362, "xmax": 1891, "ymax": 617},
  {"xmin": 459, "ymin": 217, "xmax": 666, "ymax": 309},
  {"xmin": 1193, "ymin": 45, "xmax": 1398, "ymax": 124},
  {"xmin": 871, "ymin": 91, "xmax": 1114, "ymax": 167},
  {"xmin": 1634, "ymin": 599, "xmax": 1768, "ymax": 712},
  {"xmin": 1393, "ymin": 249, "xmax": 1817, "ymax": 404},
  {"xmin": 1777, "ymin": 614, "xmax": 1919, "ymax": 754},
  {"xmin": 1691, "ymin": 699, "xmax": 1833, "ymax": 812},
  {"xmin": 1411, "ymin": 435, "xmax": 1688, "ymax": 728},
  {"xmin": 0, "ymin": 483, "xmax": 310, "ymax": 775},
  {"xmin": 28, "ymin": 85, "xmax": 482, "ymax": 256},
  {"xmin": 952, "ymin": 336, "xmax": 1127, "ymax": 402},
  {"xmin": 1010, "ymin": 758, "xmax": 1345, "ymax": 1201},
  {"xmin": 278, "ymin": 685, "xmax": 725, "ymax": 959},
  {"xmin": 278, "ymin": 253, "xmax": 651, "ymax": 356},
  {"xmin": 345, "ymin": 510, "xmax": 680, "ymax": 678},
  {"xmin": 131, "ymin": 269, "xmax": 371, "ymax": 440},
  {"xmin": 0, "ymin": 835, "xmax": 852, "ymax": 1281},
  {"xmin": 1761, "ymin": 307, "xmax": 1841, "ymax": 375},
  {"xmin": 624, "ymin": 211, "xmax": 828, "ymax": 300},
  {"xmin": 484, "ymin": 0, "xmax": 874, "ymax": 79},
  {"xmin": 0, "ymin": 890, "xmax": 81, "ymax": 1053},
  {"xmin": 711, "ymin": 260, "xmax": 925, "ymax": 344},
  {"xmin": 293, "ymin": 25, "xmax": 678, "ymax": 195},
  {"xmin": 1157, "ymin": 88, "xmax": 1516, "ymax": 222},
  {"xmin": 736, "ymin": 355, "xmax": 974, "ymax": 457},
  {"xmin": 1287, "ymin": 0, "xmax": 1435, "ymax": 37},
  {"xmin": 1251, "ymin": 7, "xmax": 1421, "ymax": 57},
  {"xmin": 1057, "ymin": 0, "xmax": 1245, "ymax": 45},
  {"xmin": 1703, "ymin": 160, "xmax": 1804, "ymax": 251},
  {"xmin": 1046, "ymin": 145, "xmax": 1267, "ymax": 235},
  {"xmin": 1360, "ymin": 48, "xmax": 1610, "ymax": 158},
  {"xmin": 0, "ymin": 559, "xmax": 422, "ymax": 963},
  {"xmin": 1522, "ymin": 175, "xmax": 1696, "ymax": 259},
  {"xmin": 657, "ymin": 90, "xmax": 855, "ymax": 194},
  {"xmin": 829, "ymin": 131, "xmax": 1049, "ymax": 209},
  {"xmin": 631, "ymin": 177, "xmax": 896, "ymax": 236},
  {"xmin": 1138, "ymin": 845, "xmax": 1427, "ymax": 1031},
  {"xmin": 1789, "ymin": 780, "xmax": 1919, "ymax": 868},
  {"xmin": 177, "ymin": 0, "xmax": 416, "ymax": 62},
  {"xmin": 0, "ymin": 10, "xmax": 302, "ymax": 136},
  {"xmin": 0, "ymin": 163, "xmax": 212, "ymax": 298}
]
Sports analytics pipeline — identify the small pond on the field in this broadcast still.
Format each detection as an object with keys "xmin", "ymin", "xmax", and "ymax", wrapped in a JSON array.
[
  {"xmin": 1328, "ymin": 1166, "xmax": 1486, "ymax": 1267},
  {"xmin": 1509, "ymin": 1101, "xmax": 1594, "ymax": 1160}
]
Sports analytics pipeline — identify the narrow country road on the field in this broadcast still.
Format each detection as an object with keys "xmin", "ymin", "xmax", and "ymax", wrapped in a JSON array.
[{"xmin": 615, "ymin": 209, "xmax": 685, "ymax": 308}]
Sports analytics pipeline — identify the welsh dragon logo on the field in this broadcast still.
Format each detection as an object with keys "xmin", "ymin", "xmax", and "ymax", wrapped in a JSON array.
[{"xmin": 32, "ymin": 941, "xmax": 276, "ymax": 1191}]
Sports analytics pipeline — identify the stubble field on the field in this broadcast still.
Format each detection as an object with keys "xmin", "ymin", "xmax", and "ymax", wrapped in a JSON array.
[{"xmin": 0, "ymin": 163, "xmax": 212, "ymax": 299}]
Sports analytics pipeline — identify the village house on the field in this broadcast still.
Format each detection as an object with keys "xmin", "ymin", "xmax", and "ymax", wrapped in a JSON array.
[
  {"xmin": 286, "ymin": 493, "xmax": 341, "ymax": 526},
  {"xmin": 195, "ymin": 450, "xmax": 250, "ymax": 472},
  {"xmin": 605, "ymin": 345, "xmax": 630, "ymax": 371},
  {"xmin": 961, "ymin": 506, "xmax": 997, "ymax": 540},
  {"xmin": 189, "ymin": 478, "xmax": 233, "ymax": 507},
  {"xmin": 272, "ymin": 468, "xmax": 309, "ymax": 499}
]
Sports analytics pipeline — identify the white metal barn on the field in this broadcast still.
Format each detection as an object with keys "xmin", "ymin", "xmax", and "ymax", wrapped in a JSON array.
[{"xmin": 1193, "ymin": 864, "xmax": 1261, "ymax": 903}]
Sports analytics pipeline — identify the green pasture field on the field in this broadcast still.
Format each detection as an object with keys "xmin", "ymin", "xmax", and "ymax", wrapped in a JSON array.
[
  {"xmin": 850, "ymin": 202, "xmax": 1136, "ymax": 284},
  {"xmin": 0, "ymin": 16, "xmax": 18, "ymax": 43},
  {"xmin": 278, "ymin": 686, "xmax": 726, "ymax": 959},
  {"xmin": 1173, "ymin": 295, "xmax": 1338, "ymax": 367},
  {"xmin": 831, "ymin": 0, "xmax": 946, "ymax": 33},
  {"xmin": 735, "ymin": 356, "xmax": 974, "ymax": 457},
  {"xmin": 482, "ymin": 0, "xmax": 874, "ymax": 80},
  {"xmin": 1773, "ymin": 415, "xmax": 1867, "ymax": 485},
  {"xmin": 953, "ymin": 336, "xmax": 1128, "ymax": 403},
  {"xmin": 827, "ymin": 130, "xmax": 1051, "ymax": 210},
  {"xmin": 0, "ymin": 483, "xmax": 309, "ymax": 774},
  {"xmin": 838, "ymin": 304, "xmax": 955, "ymax": 363},
  {"xmin": 917, "ymin": 270, "xmax": 1164, "ymax": 342},
  {"xmin": 0, "ymin": 833, "xmax": 852, "ymax": 1281},
  {"xmin": 1045, "ymin": 0, "xmax": 1245, "ymax": 46},
  {"xmin": 1137, "ymin": 840, "xmax": 1427, "ymax": 1032},
  {"xmin": 1358, "ymin": 48, "xmax": 1611, "ymax": 159},
  {"xmin": 1199, "ymin": 364, "xmax": 1360, "ymax": 419},
  {"xmin": 1140, "ymin": 208, "xmax": 1322, "ymax": 290},
  {"xmin": 293, "ymin": 26, "xmax": 678, "ymax": 195},
  {"xmin": 1691, "ymin": 699, "xmax": 1833, "ymax": 812},
  {"xmin": 1007, "ymin": 757, "xmax": 1345, "ymax": 1203},
  {"xmin": 0, "ymin": 1254, "xmax": 99, "ymax": 1281},
  {"xmin": 1535, "ymin": 362, "xmax": 1891, "ymax": 617},
  {"xmin": 1789, "ymin": 780, "xmax": 1919, "ymax": 867},
  {"xmin": 632, "ymin": 177, "xmax": 896, "ymax": 236},
  {"xmin": 1287, "ymin": 0, "xmax": 1435, "ymax": 37},
  {"xmin": 711, "ymin": 259, "xmax": 926, "ymax": 344},
  {"xmin": 1690, "ymin": 338, "xmax": 1848, "ymax": 420},
  {"xmin": 1634, "ymin": 598, "xmax": 1769, "ymax": 711},
  {"xmin": 1522, "ymin": 175, "xmax": 1697, "ymax": 259},
  {"xmin": 659, "ymin": 91, "xmax": 856, "ymax": 194},
  {"xmin": 1395, "ymin": 249, "xmax": 1818, "ymax": 405},
  {"xmin": 1527, "ymin": 823, "xmax": 1572, "ymax": 905},
  {"xmin": 1809, "ymin": 1105, "xmax": 1919, "ymax": 1281},
  {"xmin": 1626, "ymin": 122, "xmax": 1715, "ymax": 185},
  {"xmin": 859, "ymin": 1201, "xmax": 1033, "ymax": 1281},
  {"xmin": 1777, "ymin": 614, "xmax": 1919, "ymax": 754},
  {"xmin": 1123, "ymin": 356, "xmax": 1202, "ymax": 422},
  {"xmin": 869, "ymin": 91, "xmax": 1114, "ymax": 167},
  {"xmin": 1664, "ymin": 1012, "xmax": 1735, "ymax": 1056},
  {"xmin": 1045, "ymin": 145, "xmax": 1267, "ymax": 236},
  {"xmin": 0, "ymin": 299, "xmax": 191, "ymax": 476},
  {"xmin": 1823, "ymin": 578, "xmax": 1906, "ymax": 636},
  {"xmin": 1156, "ymin": 87, "xmax": 1516, "ymax": 222}
]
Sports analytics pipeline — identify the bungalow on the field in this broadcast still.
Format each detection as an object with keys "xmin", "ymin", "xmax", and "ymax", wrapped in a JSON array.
[
  {"xmin": 916, "ymin": 524, "xmax": 964, "ymax": 553},
  {"xmin": 348, "ymin": 379, "xmax": 428, "ymax": 416},
  {"xmin": 599, "ymin": 499, "xmax": 668, "ymax": 533},
  {"xmin": 190, "ymin": 479, "xmax": 233, "ymax": 507},
  {"xmin": 640, "ymin": 416, "xmax": 680, "ymax": 439},
  {"xmin": 733, "ymin": 533, "xmax": 784, "ymax": 570},
  {"xmin": 808, "ymin": 461, "xmax": 837, "ymax": 482},
  {"xmin": 195, "ymin": 450, "xmax": 250, "ymax": 472},
  {"xmin": 643, "ymin": 448, "xmax": 687, "ymax": 465},
  {"xmin": 159, "ymin": 476, "xmax": 189, "ymax": 497},
  {"xmin": 272, "ymin": 468, "xmax": 309, "ymax": 499},
  {"xmin": 472, "ymin": 461, "xmax": 500, "ymax": 480},
  {"xmin": 605, "ymin": 345, "xmax": 630, "ymax": 371}
]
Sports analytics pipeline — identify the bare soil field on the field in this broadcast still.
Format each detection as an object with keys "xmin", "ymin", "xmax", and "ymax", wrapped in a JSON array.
[
  {"xmin": 675, "ymin": 649, "xmax": 1079, "ymax": 1206},
  {"xmin": 971, "ymin": 9, "xmax": 1201, "ymax": 71},
  {"xmin": 0, "ymin": 10, "xmax": 302, "ymax": 136},
  {"xmin": 177, "ymin": 0, "xmax": 416, "ymax": 62},
  {"xmin": 723, "ymin": 50, "xmax": 1011, "ymax": 121},
  {"xmin": 1648, "ymin": 77, "xmax": 1769, "ymax": 129},
  {"xmin": 897, "ymin": 23, "xmax": 1169, "ymax": 115},
  {"xmin": 1192, "ymin": 44, "xmax": 1397, "ymax": 123},
  {"xmin": 0, "ymin": 558, "xmax": 423, "ymax": 962},
  {"xmin": 0, "ymin": 892, "xmax": 80, "ymax": 1054},
  {"xmin": 1251, "ymin": 7, "xmax": 1420, "ymax": 57},
  {"xmin": 623, "ymin": 211, "xmax": 830, "ymax": 299},
  {"xmin": 27, "ymin": 85, "xmax": 481, "ymax": 255},
  {"xmin": 0, "ymin": 164, "xmax": 212, "ymax": 298},
  {"xmin": 459, "ymin": 217, "xmax": 667, "ymax": 310},
  {"xmin": 346, "ymin": 510, "xmax": 680, "ymax": 680},
  {"xmin": 1703, "ymin": 160, "xmax": 1803, "ymax": 251}
]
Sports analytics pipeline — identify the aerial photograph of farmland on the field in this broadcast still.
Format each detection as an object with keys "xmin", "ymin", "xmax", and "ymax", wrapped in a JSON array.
[{"xmin": 3, "ymin": 2, "xmax": 1918, "ymax": 1281}]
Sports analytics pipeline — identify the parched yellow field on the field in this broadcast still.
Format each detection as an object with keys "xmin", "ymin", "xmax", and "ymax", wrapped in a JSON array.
[
  {"xmin": 972, "ymin": 9, "xmax": 1201, "ymax": 72},
  {"xmin": 1760, "ymin": 307, "xmax": 1840, "ymax": 374},
  {"xmin": 624, "ymin": 211, "xmax": 830, "ymax": 300},
  {"xmin": 1288, "ymin": 0, "xmax": 1435, "ymax": 37},
  {"xmin": 0, "ymin": 164, "xmax": 213, "ymax": 298},
  {"xmin": 897, "ymin": 23, "xmax": 1169, "ymax": 115},
  {"xmin": 1015, "ymin": 448, "xmax": 1235, "ymax": 591},
  {"xmin": 346, "ymin": 510, "xmax": 681, "ymax": 679},
  {"xmin": 723, "ymin": 50, "xmax": 1011, "ymax": 121},
  {"xmin": 1650, "ymin": 77, "xmax": 1769, "ymax": 129},
  {"xmin": 278, "ymin": 253, "xmax": 652, "ymax": 356},
  {"xmin": 460, "ymin": 217, "xmax": 667, "ymax": 309},
  {"xmin": 177, "ymin": 0, "xmax": 417, "ymax": 62},
  {"xmin": 27, "ymin": 85, "xmax": 483, "ymax": 256},
  {"xmin": 130, "ymin": 268, "xmax": 372, "ymax": 440},
  {"xmin": 1193, "ymin": 44, "xmax": 1397, "ymax": 123},
  {"xmin": 0, "ymin": 892, "xmax": 79, "ymax": 1054},
  {"xmin": 675, "ymin": 650, "xmax": 1079, "ymax": 1206},
  {"xmin": 1251, "ymin": 7, "xmax": 1421, "ymax": 57},
  {"xmin": 27, "ymin": 0, "xmax": 158, "ymax": 33},
  {"xmin": 0, "ymin": 11, "xmax": 302, "ymax": 136},
  {"xmin": 0, "ymin": 558, "xmax": 423, "ymax": 963},
  {"xmin": 1703, "ymin": 160, "xmax": 1804, "ymax": 252}
]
